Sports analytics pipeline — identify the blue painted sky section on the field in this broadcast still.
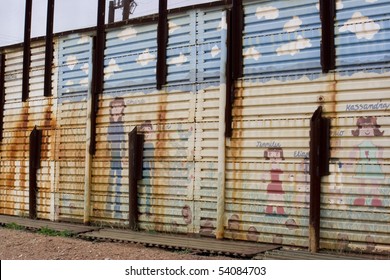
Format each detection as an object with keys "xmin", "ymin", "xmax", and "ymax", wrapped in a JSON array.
[
  {"xmin": 58, "ymin": 34, "xmax": 91, "ymax": 100},
  {"xmin": 196, "ymin": 8, "xmax": 225, "ymax": 83},
  {"xmin": 335, "ymin": 0, "xmax": 390, "ymax": 70},
  {"xmin": 242, "ymin": 0, "xmax": 321, "ymax": 78},
  {"xmin": 103, "ymin": 23, "xmax": 158, "ymax": 92},
  {"xmin": 167, "ymin": 11, "xmax": 196, "ymax": 85}
]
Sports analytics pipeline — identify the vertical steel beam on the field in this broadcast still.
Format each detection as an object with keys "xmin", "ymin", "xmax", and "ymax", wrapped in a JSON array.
[
  {"xmin": 123, "ymin": 0, "xmax": 131, "ymax": 21},
  {"xmin": 0, "ymin": 54, "xmax": 5, "ymax": 142},
  {"xmin": 90, "ymin": 0, "xmax": 106, "ymax": 155},
  {"xmin": 44, "ymin": 0, "xmax": 55, "ymax": 97},
  {"xmin": 128, "ymin": 127, "xmax": 144, "ymax": 230},
  {"xmin": 22, "ymin": 0, "xmax": 33, "ymax": 102},
  {"xmin": 156, "ymin": 0, "xmax": 168, "ymax": 90},
  {"xmin": 108, "ymin": 1, "xmax": 115, "ymax": 23},
  {"xmin": 231, "ymin": 0, "xmax": 243, "ymax": 80},
  {"xmin": 225, "ymin": 1, "xmax": 243, "ymax": 138},
  {"xmin": 320, "ymin": 0, "xmax": 336, "ymax": 73},
  {"xmin": 309, "ymin": 106, "xmax": 330, "ymax": 252},
  {"xmin": 29, "ymin": 126, "xmax": 42, "ymax": 219},
  {"xmin": 225, "ymin": 10, "xmax": 233, "ymax": 138}
]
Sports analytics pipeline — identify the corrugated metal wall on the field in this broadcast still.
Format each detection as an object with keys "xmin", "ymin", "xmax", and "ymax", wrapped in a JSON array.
[
  {"xmin": 222, "ymin": 0, "xmax": 322, "ymax": 247},
  {"xmin": 0, "ymin": 0, "xmax": 389, "ymax": 253},
  {"xmin": 0, "ymin": 40, "xmax": 58, "ymax": 220},
  {"xmin": 56, "ymin": 34, "xmax": 93, "ymax": 222},
  {"xmin": 321, "ymin": 0, "xmax": 390, "ymax": 253}
]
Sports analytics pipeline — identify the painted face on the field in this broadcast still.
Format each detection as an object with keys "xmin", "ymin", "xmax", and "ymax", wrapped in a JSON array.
[
  {"xmin": 182, "ymin": 206, "xmax": 192, "ymax": 224},
  {"xmin": 110, "ymin": 103, "xmax": 125, "ymax": 122},
  {"xmin": 140, "ymin": 126, "xmax": 153, "ymax": 139},
  {"xmin": 268, "ymin": 151, "xmax": 281, "ymax": 161},
  {"xmin": 359, "ymin": 125, "xmax": 375, "ymax": 137}
]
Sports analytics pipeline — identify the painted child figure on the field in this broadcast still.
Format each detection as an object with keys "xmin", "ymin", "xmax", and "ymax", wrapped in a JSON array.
[
  {"xmin": 264, "ymin": 147, "xmax": 286, "ymax": 215},
  {"xmin": 350, "ymin": 116, "xmax": 385, "ymax": 207}
]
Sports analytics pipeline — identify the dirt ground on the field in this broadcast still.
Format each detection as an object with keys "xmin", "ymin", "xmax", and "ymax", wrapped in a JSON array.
[{"xmin": 0, "ymin": 227, "xmax": 234, "ymax": 260}]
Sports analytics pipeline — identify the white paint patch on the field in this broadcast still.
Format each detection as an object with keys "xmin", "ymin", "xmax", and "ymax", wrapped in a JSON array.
[
  {"xmin": 211, "ymin": 45, "xmax": 221, "ymax": 58},
  {"xmin": 81, "ymin": 63, "xmax": 89, "ymax": 75},
  {"xmin": 366, "ymin": 0, "xmax": 377, "ymax": 3},
  {"xmin": 244, "ymin": 47, "xmax": 261, "ymax": 61},
  {"xmin": 218, "ymin": 13, "xmax": 227, "ymax": 30},
  {"xmin": 276, "ymin": 35, "xmax": 312, "ymax": 56},
  {"xmin": 256, "ymin": 6, "xmax": 279, "ymax": 20},
  {"xmin": 118, "ymin": 27, "xmax": 138, "ymax": 41},
  {"xmin": 339, "ymin": 12, "xmax": 380, "ymax": 40},
  {"xmin": 78, "ymin": 36, "xmax": 89, "ymax": 44},
  {"xmin": 169, "ymin": 22, "xmax": 181, "ymax": 34},
  {"xmin": 66, "ymin": 55, "xmax": 78, "ymax": 70},
  {"xmin": 104, "ymin": 58, "xmax": 122, "ymax": 79},
  {"xmin": 283, "ymin": 16, "xmax": 302, "ymax": 32},
  {"xmin": 169, "ymin": 52, "xmax": 188, "ymax": 66},
  {"xmin": 66, "ymin": 81, "xmax": 74, "ymax": 86},
  {"xmin": 79, "ymin": 78, "xmax": 89, "ymax": 85},
  {"xmin": 136, "ymin": 49, "xmax": 156, "ymax": 66}
]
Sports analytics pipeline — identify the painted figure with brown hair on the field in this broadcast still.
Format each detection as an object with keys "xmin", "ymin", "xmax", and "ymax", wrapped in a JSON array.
[
  {"xmin": 350, "ymin": 116, "xmax": 384, "ymax": 207},
  {"xmin": 264, "ymin": 147, "xmax": 286, "ymax": 215},
  {"xmin": 107, "ymin": 97, "xmax": 126, "ymax": 218}
]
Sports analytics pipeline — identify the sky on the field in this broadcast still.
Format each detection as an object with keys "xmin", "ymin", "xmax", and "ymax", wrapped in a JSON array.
[{"xmin": 0, "ymin": 0, "xmax": 217, "ymax": 47}]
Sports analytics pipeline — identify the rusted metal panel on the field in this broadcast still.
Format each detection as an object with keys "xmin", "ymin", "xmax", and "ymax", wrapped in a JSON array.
[{"xmin": 319, "ymin": 0, "xmax": 390, "ymax": 254}]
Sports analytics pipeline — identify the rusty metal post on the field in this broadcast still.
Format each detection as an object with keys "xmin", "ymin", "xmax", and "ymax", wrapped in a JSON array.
[
  {"xmin": 309, "ymin": 106, "xmax": 330, "ymax": 252},
  {"xmin": 156, "ymin": 0, "xmax": 168, "ymax": 90},
  {"xmin": 90, "ymin": 0, "xmax": 106, "ymax": 155},
  {"xmin": 22, "ymin": 0, "xmax": 33, "ymax": 102},
  {"xmin": 128, "ymin": 127, "xmax": 144, "ymax": 230},
  {"xmin": 122, "ymin": 0, "xmax": 131, "ymax": 21},
  {"xmin": 44, "ymin": 0, "xmax": 55, "ymax": 97},
  {"xmin": 320, "ymin": 0, "xmax": 336, "ymax": 73},
  {"xmin": 225, "ymin": 1, "xmax": 243, "ymax": 138},
  {"xmin": 29, "ymin": 126, "xmax": 42, "ymax": 219},
  {"xmin": 0, "ymin": 54, "xmax": 5, "ymax": 142},
  {"xmin": 108, "ymin": 1, "xmax": 115, "ymax": 23}
]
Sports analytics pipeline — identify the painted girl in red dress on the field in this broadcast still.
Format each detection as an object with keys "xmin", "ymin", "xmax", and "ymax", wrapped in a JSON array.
[{"xmin": 264, "ymin": 147, "xmax": 286, "ymax": 215}]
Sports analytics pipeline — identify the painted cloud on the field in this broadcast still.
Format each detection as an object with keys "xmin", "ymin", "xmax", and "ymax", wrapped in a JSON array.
[
  {"xmin": 118, "ymin": 27, "xmax": 138, "ymax": 41},
  {"xmin": 218, "ymin": 13, "xmax": 227, "ymax": 30},
  {"xmin": 104, "ymin": 58, "xmax": 122, "ymax": 79},
  {"xmin": 211, "ymin": 45, "xmax": 221, "ymax": 58},
  {"xmin": 77, "ymin": 36, "xmax": 90, "ymax": 44},
  {"xmin": 244, "ymin": 47, "xmax": 261, "ymax": 61},
  {"xmin": 169, "ymin": 52, "xmax": 188, "ymax": 66},
  {"xmin": 256, "ymin": 6, "xmax": 279, "ymax": 20},
  {"xmin": 136, "ymin": 49, "xmax": 156, "ymax": 66},
  {"xmin": 276, "ymin": 35, "xmax": 312, "ymax": 56},
  {"xmin": 283, "ymin": 16, "xmax": 302, "ymax": 32},
  {"xmin": 81, "ymin": 63, "xmax": 89, "ymax": 75},
  {"xmin": 339, "ymin": 12, "xmax": 380, "ymax": 40},
  {"xmin": 169, "ymin": 22, "xmax": 181, "ymax": 34},
  {"xmin": 66, "ymin": 55, "xmax": 78, "ymax": 70}
]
